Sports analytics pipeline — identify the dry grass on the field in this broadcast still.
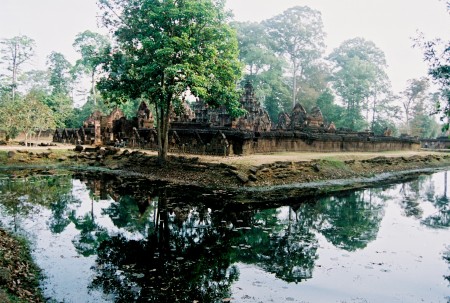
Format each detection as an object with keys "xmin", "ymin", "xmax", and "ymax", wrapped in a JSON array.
[{"xmin": 192, "ymin": 150, "xmax": 446, "ymax": 167}]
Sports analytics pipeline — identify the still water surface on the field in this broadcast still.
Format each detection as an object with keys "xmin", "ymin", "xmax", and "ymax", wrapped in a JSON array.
[{"xmin": 0, "ymin": 170, "xmax": 448, "ymax": 303}]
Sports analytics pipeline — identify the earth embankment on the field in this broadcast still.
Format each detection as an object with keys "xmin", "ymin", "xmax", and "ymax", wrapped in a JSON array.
[{"xmin": 1, "ymin": 145, "xmax": 450, "ymax": 189}]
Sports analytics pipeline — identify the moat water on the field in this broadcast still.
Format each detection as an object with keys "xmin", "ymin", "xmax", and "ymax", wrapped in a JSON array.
[{"xmin": 0, "ymin": 170, "xmax": 449, "ymax": 303}]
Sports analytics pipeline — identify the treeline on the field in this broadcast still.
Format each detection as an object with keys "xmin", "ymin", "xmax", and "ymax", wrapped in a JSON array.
[
  {"xmin": 0, "ymin": 31, "xmax": 124, "ymax": 144},
  {"xmin": 0, "ymin": 5, "xmax": 446, "ymax": 144},
  {"xmin": 231, "ymin": 6, "xmax": 443, "ymax": 137}
]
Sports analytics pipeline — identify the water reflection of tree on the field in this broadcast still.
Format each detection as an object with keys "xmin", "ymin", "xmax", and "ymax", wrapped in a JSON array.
[
  {"xmin": 422, "ymin": 172, "xmax": 450, "ymax": 228},
  {"xmin": 315, "ymin": 189, "xmax": 385, "ymax": 251},
  {"xmin": 399, "ymin": 179, "xmax": 424, "ymax": 219},
  {"xmin": 0, "ymin": 175, "xmax": 73, "ymax": 232},
  {"xmin": 444, "ymin": 246, "xmax": 450, "ymax": 284},
  {"xmin": 234, "ymin": 205, "xmax": 319, "ymax": 283},
  {"xmin": 69, "ymin": 208, "xmax": 109, "ymax": 257},
  {"xmin": 68, "ymin": 182, "xmax": 114, "ymax": 257},
  {"xmin": 101, "ymin": 195, "xmax": 155, "ymax": 236},
  {"xmin": 90, "ymin": 193, "xmax": 239, "ymax": 303}
]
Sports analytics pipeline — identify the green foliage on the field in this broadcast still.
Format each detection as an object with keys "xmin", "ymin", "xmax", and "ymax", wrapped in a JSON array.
[
  {"xmin": 231, "ymin": 21, "xmax": 274, "ymax": 77},
  {"xmin": 98, "ymin": 0, "xmax": 243, "ymax": 162},
  {"xmin": 410, "ymin": 98, "xmax": 440, "ymax": 138},
  {"xmin": 316, "ymin": 89, "xmax": 344, "ymax": 127},
  {"xmin": 73, "ymin": 31, "xmax": 111, "ymax": 105},
  {"xmin": 264, "ymin": 6, "xmax": 326, "ymax": 108},
  {"xmin": 0, "ymin": 91, "xmax": 56, "ymax": 143},
  {"xmin": 43, "ymin": 92, "xmax": 75, "ymax": 128},
  {"xmin": 415, "ymin": 28, "xmax": 450, "ymax": 131},
  {"xmin": 321, "ymin": 158, "xmax": 346, "ymax": 169},
  {"xmin": 20, "ymin": 93, "xmax": 56, "ymax": 142},
  {"xmin": 328, "ymin": 38, "xmax": 390, "ymax": 131},
  {"xmin": 65, "ymin": 96, "xmax": 110, "ymax": 128},
  {"xmin": 0, "ymin": 36, "xmax": 76, "ymax": 131},
  {"xmin": 0, "ymin": 35, "xmax": 36, "ymax": 100},
  {"xmin": 372, "ymin": 118, "xmax": 398, "ymax": 136},
  {"xmin": 47, "ymin": 52, "xmax": 74, "ymax": 96},
  {"xmin": 263, "ymin": 77, "xmax": 291, "ymax": 122},
  {"xmin": 73, "ymin": 30, "xmax": 110, "ymax": 74},
  {"xmin": 117, "ymin": 98, "xmax": 145, "ymax": 119},
  {"xmin": 20, "ymin": 69, "xmax": 51, "ymax": 94},
  {"xmin": 0, "ymin": 98, "xmax": 21, "ymax": 139},
  {"xmin": 401, "ymin": 77, "xmax": 430, "ymax": 134},
  {"xmin": 231, "ymin": 21, "xmax": 291, "ymax": 120},
  {"xmin": 295, "ymin": 63, "xmax": 331, "ymax": 111}
]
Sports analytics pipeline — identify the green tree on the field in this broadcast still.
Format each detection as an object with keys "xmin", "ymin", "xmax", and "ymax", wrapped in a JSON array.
[
  {"xmin": 365, "ymin": 67, "xmax": 394, "ymax": 132},
  {"xmin": 232, "ymin": 22, "xmax": 274, "ymax": 78},
  {"xmin": 231, "ymin": 21, "xmax": 291, "ymax": 120},
  {"xmin": 42, "ymin": 52, "xmax": 76, "ymax": 128},
  {"xmin": 409, "ymin": 95, "xmax": 440, "ymax": 138},
  {"xmin": 21, "ymin": 69, "xmax": 51, "ymax": 94},
  {"xmin": 316, "ymin": 89, "xmax": 344, "ymax": 127},
  {"xmin": 44, "ymin": 93, "xmax": 75, "ymax": 128},
  {"xmin": 0, "ymin": 99, "xmax": 21, "ymax": 140},
  {"xmin": 0, "ymin": 91, "xmax": 55, "ymax": 144},
  {"xmin": 295, "ymin": 62, "xmax": 330, "ymax": 110},
  {"xmin": 415, "ymin": 26, "xmax": 450, "ymax": 131},
  {"xmin": 401, "ymin": 77, "xmax": 429, "ymax": 134},
  {"xmin": 73, "ymin": 30, "xmax": 111, "ymax": 105},
  {"xmin": 264, "ymin": 6, "xmax": 326, "ymax": 109},
  {"xmin": 98, "ymin": 0, "xmax": 243, "ymax": 164},
  {"xmin": 18, "ymin": 92, "xmax": 56, "ymax": 145},
  {"xmin": 47, "ymin": 51, "xmax": 74, "ymax": 96},
  {"xmin": 328, "ymin": 38, "xmax": 389, "ymax": 130},
  {"xmin": 64, "ymin": 96, "xmax": 111, "ymax": 128},
  {"xmin": 0, "ymin": 35, "xmax": 36, "ymax": 100}
]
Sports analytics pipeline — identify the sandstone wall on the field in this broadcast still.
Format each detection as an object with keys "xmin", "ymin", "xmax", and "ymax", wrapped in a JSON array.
[
  {"xmin": 171, "ymin": 129, "xmax": 420, "ymax": 156},
  {"xmin": 238, "ymin": 136, "xmax": 420, "ymax": 155}
]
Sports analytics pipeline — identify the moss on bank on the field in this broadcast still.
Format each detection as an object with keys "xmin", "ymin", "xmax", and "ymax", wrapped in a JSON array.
[
  {"xmin": 0, "ymin": 229, "xmax": 43, "ymax": 303},
  {"xmin": 2, "ymin": 147, "xmax": 450, "ymax": 189}
]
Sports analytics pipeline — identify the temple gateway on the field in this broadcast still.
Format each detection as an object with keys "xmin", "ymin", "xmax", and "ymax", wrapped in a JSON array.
[{"xmin": 53, "ymin": 82, "xmax": 419, "ymax": 156}]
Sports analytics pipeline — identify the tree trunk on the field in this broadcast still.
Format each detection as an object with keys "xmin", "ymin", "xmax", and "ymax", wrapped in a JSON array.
[
  {"xmin": 12, "ymin": 43, "xmax": 18, "ymax": 101},
  {"xmin": 156, "ymin": 104, "xmax": 164, "ymax": 165},
  {"xmin": 371, "ymin": 96, "xmax": 377, "ymax": 132},
  {"xmin": 292, "ymin": 61, "xmax": 297, "ymax": 109},
  {"xmin": 91, "ymin": 70, "xmax": 97, "ymax": 105},
  {"xmin": 156, "ymin": 97, "xmax": 171, "ymax": 166}
]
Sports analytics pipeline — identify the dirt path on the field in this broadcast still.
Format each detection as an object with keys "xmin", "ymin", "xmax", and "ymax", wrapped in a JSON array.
[
  {"xmin": 2, "ymin": 144, "xmax": 450, "ymax": 189},
  {"xmin": 193, "ymin": 150, "xmax": 447, "ymax": 166},
  {"xmin": 1, "ymin": 144, "xmax": 445, "ymax": 165}
]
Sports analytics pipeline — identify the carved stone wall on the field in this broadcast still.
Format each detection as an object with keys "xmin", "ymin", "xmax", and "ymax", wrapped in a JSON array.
[{"xmin": 54, "ymin": 84, "xmax": 421, "ymax": 155}]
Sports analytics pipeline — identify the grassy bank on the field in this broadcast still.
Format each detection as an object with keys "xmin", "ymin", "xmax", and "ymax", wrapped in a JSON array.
[
  {"xmin": 1, "ymin": 146, "xmax": 450, "ymax": 189},
  {"xmin": 0, "ymin": 228, "xmax": 43, "ymax": 303}
]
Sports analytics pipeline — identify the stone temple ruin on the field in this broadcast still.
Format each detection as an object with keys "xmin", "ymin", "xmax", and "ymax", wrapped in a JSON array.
[{"xmin": 54, "ymin": 82, "xmax": 419, "ymax": 156}]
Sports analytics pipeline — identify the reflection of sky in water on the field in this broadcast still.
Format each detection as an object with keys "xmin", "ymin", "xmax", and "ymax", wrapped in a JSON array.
[
  {"xmin": 232, "ymin": 173, "xmax": 450, "ymax": 303},
  {"xmin": 0, "ymin": 171, "xmax": 448, "ymax": 302},
  {"xmin": 233, "ymin": 202, "xmax": 448, "ymax": 302}
]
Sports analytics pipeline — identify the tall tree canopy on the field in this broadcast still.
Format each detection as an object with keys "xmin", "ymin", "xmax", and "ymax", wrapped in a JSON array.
[
  {"xmin": 415, "ymin": 32, "xmax": 449, "ymax": 131},
  {"xmin": 47, "ymin": 52, "xmax": 74, "ymax": 96},
  {"xmin": 328, "ymin": 37, "xmax": 390, "ymax": 130},
  {"xmin": 264, "ymin": 6, "xmax": 326, "ymax": 109},
  {"xmin": 73, "ymin": 30, "xmax": 111, "ymax": 105},
  {"xmin": 98, "ymin": 0, "xmax": 242, "ymax": 164},
  {"xmin": 231, "ymin": 21, "xmax": 290, "ymax": 121},
  {"xmin": 401, "ymin": 77, "xmax": 429, "ymax": 134},
  {"xmin": 0, "ymin": 35, "xmax": 35, "ymax": 100}
]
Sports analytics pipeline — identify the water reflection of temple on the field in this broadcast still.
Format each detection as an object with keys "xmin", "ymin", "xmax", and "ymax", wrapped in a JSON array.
[{"xmin": 54, "ymin": 82, "xmax": 419, "ymax": 155}]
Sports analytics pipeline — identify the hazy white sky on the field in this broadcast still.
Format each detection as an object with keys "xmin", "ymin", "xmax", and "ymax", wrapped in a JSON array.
[{"xmin": 0, "ymin": 0, "xmax": 449, "ymax": 94}]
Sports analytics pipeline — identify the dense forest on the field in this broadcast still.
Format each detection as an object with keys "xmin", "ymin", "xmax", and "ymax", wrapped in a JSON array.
[{"xmin": 0, "ymin": 1, "xmax": 448, "ymax": 145}]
